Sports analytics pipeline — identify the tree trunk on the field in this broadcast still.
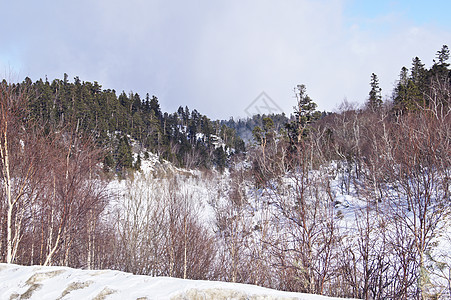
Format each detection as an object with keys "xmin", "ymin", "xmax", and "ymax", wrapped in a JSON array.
[{"xmin": 2, "ymin": 123, "xmax": 14, "ymax": 263}]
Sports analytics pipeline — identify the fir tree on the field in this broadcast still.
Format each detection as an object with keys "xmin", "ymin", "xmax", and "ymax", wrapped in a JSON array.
[
  {"xmin": 367, "ymin": 73, "xmax": 383, "ymax": 112},
  {"xmin": 213, "ymin": 146, "xmax": 227, "ymax": 172},
  {"xmin": 411, "ymin": 57, "xmax": 426, "ymax": 86},
  {"xmin": 393, "ymin": 67, "xmax": 409, "ymax": 113},
  {"xmin": 431, "ymin": 45, "xmax": 450, "ymax": 79},
  {"xmin": 286, "ymin": 84, "xmax": 318, "ymax": 144},
  {"xmin": 115, "ymin": 135, "xmax": 133, "ymax": 172},
  {"xmin": 434, "ymin": 45, "xmax": 449, "ymax": 66}
]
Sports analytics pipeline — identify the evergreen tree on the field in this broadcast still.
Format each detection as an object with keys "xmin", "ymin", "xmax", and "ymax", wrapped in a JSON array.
[
  {"xmin": 16, "ymin": 74, "xmax": 245, "ymax": 171},
  {"xmin": 430, "ymin": 45, "xmax": 450, "ymax": 79},
  {"xmin": 213, "ymin": 146, "xmax": 227, "ymax": 172},
  {"xmin": 411, "ymin": 57, "xmax": 426, "ymax": 86},
  {"xmin": 286, "ymin": 84, "xmax": 318, "ymax": 144},
  {"xmin": 409, "ymin": 57, "xmax": 427, "ymax": 108},
  {"xmin": 434, "ymin": 45, "xmax": 449, "ymax": 66},
  {"xmin": 134, "ymin": 153, "xmax": 142, "ymax": 170},
  {"xmin": 393, "ymin": 67, "xmax": 410, "ymax": 113},
  {"xmin": 399, "ymin": 66, "xmax": 409, "ymax": 86},
  {"xmin": 149, "ymin": 95, "xmax": 162, "ymax": 120},
  {"xmin": 367, "ymin": 73, "xmax": 383, "ymax": 111},
  {"xmin": 393, "ymin": 57, "xmax": 427, "ymax": 113},
  {"xmin": 115, "ymin": 135, "xmax": 133, "ymax": 172},
  {"xmin": 252, "ymin": 117, "xmax": 274, "ymax": 146}
]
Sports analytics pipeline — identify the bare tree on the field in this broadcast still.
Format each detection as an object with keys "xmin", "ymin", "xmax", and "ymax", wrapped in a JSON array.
[
  {"xmin": 115, "ymin": 171, "xmax": 216, "ymax": 279},
  {"xmin": 254, "ymin": 140, "xmax": 340, "ymax": 295},
  {"xmin": 213, "ymin": 172, "xmax": 250, "ymax": 283},
  {"xmin": 0, "ymin": 82, "xmax": 46, "ymax": 264},
  {"xmin": 40, "ymin": 129, "xmax": 107, "ymax": 267},
  {"xmin": 388, "ymin": 111, "xmax": 449, "ymax": 299}
]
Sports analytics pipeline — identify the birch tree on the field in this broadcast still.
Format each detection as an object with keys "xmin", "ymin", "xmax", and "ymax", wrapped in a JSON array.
[{"xmin": 0, "ymin": 82, "xmax": 43, "ymax": 263}]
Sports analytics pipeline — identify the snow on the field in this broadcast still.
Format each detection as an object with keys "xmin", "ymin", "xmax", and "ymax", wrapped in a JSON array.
[
  {"xmin": 0, "ymin": 263, "xmax": 354, "ymax": 300},
  {"xmin": 16, "ymin": 151, "xmax": 446, "ymax": 299}
]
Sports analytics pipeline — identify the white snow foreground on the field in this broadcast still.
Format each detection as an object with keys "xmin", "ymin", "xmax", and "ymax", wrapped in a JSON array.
[{"xmin": 0, "ymin": 263, "xmax": 353, "ymax": 300}]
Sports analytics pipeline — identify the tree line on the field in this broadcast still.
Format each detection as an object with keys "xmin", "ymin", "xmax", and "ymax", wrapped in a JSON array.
[{"xmin": 18, "ymin": 74, "xmax": 244, "ymax": 172}]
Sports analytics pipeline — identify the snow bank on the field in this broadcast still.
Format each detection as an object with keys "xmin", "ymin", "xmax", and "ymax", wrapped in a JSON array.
[{"xmin": 0, "ymin": 263, "xmax": 353, "ymax": 300}]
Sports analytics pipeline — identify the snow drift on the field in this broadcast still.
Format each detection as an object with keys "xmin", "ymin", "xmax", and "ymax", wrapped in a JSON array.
[{"xmin": 0, "ymin": 263, "xmax": 354, "ymax": 300}]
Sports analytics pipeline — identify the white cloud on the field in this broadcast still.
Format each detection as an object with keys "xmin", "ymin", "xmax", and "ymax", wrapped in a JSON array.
[{"xmin": 1, "ymin": 0, "xmax": 450, "ymax": 119}]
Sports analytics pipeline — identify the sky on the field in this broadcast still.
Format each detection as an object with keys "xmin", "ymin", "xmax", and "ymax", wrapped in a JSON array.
[{"xmin": 1, "ymin": 0, "xmax": 450, "ymax": 119}]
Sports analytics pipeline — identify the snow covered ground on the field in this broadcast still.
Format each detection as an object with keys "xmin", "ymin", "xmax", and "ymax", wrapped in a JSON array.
[
  {"xmin": 0, "ymin": 263, "xmax": 354, "ymax": 300},
  {"xmin": 7, "ymin": 152, "xmax": 445, "ymax": 299}
]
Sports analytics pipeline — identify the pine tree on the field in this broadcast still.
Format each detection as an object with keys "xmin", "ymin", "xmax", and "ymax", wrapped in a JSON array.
[
  {"xmin": 434, "ymin": 45, "xmax": 449, "ymax": 66},
  {"xmin": 213, "ymin": 146, "xmax": 227, "ymax": 172},
  {"xmin": 393, "ymin": 67, "xmax": 409, "ymax": 112},
  {"xmin": 393, "ymin": 58, "xmax": 426, "ymax": 113},
  {"xmin": 149, "ymin": 95, "xmax": 162, "ymax": 120},
  {"xmin": 409, "ymin": 57, "xmax": 427, "ymax": 108},
  {"xmin": 20, "ymin": 74, "xmax": 245, "ymax": 171},
  {"xmin": 367, "ymin": 73, "xmax": 383, "ymax": 112},
  {"xmin": 411, "ymin": 57, "xmax": 426, "ymax": 86},
  {"xmin": 115, "ymin": 135, "xmax": 133, "ymax": 172},
  {"xmin": 431, "ymin": 45, "xmax": 450, "ymax": 79},
  {"xmin": 286, "ymin": 84, "xmax": 318, "ymax": 144},
  {"xmin": 399, "ymin": 66, "xmax": 409, "ymax": 86},
  {"xmin": 134, "ymin": 153, "xmax": 141, "ymax": 170},
  {"xmin": 252, "ymin": 117, "xmax": 274, "ymax": 145}
]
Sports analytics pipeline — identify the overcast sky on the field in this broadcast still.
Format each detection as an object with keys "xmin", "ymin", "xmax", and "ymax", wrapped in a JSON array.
[{"xmin": 1, "ymin": 0, "xmax": 450, "ymax": 119}]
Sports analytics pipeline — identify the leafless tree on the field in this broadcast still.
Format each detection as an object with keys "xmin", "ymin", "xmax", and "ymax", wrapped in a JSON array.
[
  {"xmin": 0, "ymin": 82, "xmax": 47, "ymax": 264},
  {"xmin": 213, "ymin": 167, "xmax": 252, "ymax": 283},
  {"xmin": 114, "ymin": 171, "xmax": 216, "ymax": 279}
]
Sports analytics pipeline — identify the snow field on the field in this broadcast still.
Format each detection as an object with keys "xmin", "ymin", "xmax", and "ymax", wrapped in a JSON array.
[{"xmin": 0, "ymin": 263, "xmax": 354, "ymax": 300}]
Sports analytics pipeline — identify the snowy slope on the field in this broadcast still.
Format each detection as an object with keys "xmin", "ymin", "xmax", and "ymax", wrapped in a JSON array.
[
  {"xmin": 0, "ymin": 263, "xmax": 354, "ymax": 300},
  {"xmin": 103, "ymin": 153, "xmax": 451, "ymax": 298}
]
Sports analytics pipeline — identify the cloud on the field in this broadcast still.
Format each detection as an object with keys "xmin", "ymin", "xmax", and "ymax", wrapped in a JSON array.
[{"xmin": 1, "ymin": 0, "xmax": 450, "ymax": 119}]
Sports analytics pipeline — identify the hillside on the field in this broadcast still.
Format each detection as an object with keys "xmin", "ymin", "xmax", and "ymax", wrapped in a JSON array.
[{"xmin": 19, "ymin": 75, "xmax": 245, "ymax": 171}]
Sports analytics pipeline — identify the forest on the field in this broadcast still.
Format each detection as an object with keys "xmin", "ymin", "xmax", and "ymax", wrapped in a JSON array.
[
  {"xmin": 0, "ymin": 45, "xmax": 450, "ymax": 299},
  {"xmin": 21, "ymin": 74, "xmax": 245, "ymax": 172}
]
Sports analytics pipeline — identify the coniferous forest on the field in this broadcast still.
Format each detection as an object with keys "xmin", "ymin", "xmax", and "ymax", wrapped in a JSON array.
[
  {"xmin": 21, "ymin": 74, "xmax": 245, "ymax": 172},
  {"xmin": 0, "ymin": 46, "xmax": 450, "ymax": 299}
]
